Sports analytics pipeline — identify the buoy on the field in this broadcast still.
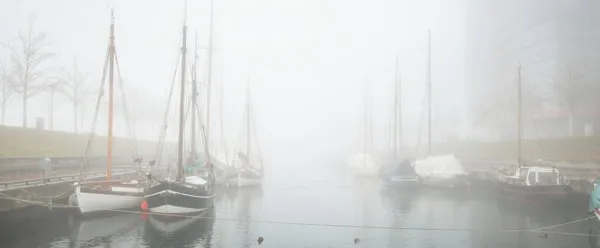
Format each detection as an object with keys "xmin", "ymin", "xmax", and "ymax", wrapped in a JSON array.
[{"xmin": 141, "ymin": 200, "xmax": 148, "ymax": 211}]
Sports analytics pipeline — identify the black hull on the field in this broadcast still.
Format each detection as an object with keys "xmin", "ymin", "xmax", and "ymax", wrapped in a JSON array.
[
  {"xmin": 494, "ymin": 177, "xmax": 572, "ymax": 201},
  {"xmin": 145, "ymin": 181, "xmax": 214, "ymax": 214}
]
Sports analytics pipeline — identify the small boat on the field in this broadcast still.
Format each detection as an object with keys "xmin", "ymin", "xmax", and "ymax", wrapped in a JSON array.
[
  {"xmin": 228, "ymin": 83, "xmax": 265, "ymax": 187},
  {"xmin": 347, "ymin": 154, "xmax": 380, "ymax": 178},
  {"xmin": 229, "ymin": 167, "xmax": 263, "ymax": 187},
  {"xmin": 380, "ymin": 159, "xmax": 420, "ymax": 187},
  {"xmin": 494, "ymin": 163, "xmax": 571, "ymax": 200},
  {"xmin": 75, "ymin": 12, "xmax": 147, "ymax": 214}
]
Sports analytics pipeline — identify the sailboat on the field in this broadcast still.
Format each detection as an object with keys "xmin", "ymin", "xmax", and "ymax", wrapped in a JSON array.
[
  {"xmin": 228, "ymin": 82, "xmax": 264, "ymax": 187},
  {"xmin": 143, "ymin": 7, "xmax": 216, "ymax": 214},
  {"xmin": 493, "ymin": 63, "xmax": 571, "ymax": 200},
  {"xmin": 413, "ymin": 31, "xmax": 468, "ymax": 188},
  {"xmin": 347, "ymin": 80, "xmax": 380, "ymax": 178},
  {"xmin": 75, "ymin": 11, "xmax": 147, "ymax": 214},
  {"xmin": 379, "ymin": 54, "xmax": 420, "ymax": 186},
  {"xmin": 202, "ymin": 2, "xmax": 231, "ymax": 186}
]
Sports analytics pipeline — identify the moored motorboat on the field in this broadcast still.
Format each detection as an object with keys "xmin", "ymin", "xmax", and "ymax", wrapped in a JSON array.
[{"xmin": 494, "ymin": 163, "xmax": 571, "ymax": 200}]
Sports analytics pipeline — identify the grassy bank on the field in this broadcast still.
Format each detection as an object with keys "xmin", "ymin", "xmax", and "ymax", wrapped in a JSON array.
[
  {"xmin": 0, "ymin": 125, "xmax": 160, "ymax": 157},
  {"xmin": 412, "ymin": 137, "xmax": 600, "ymax": 163}
]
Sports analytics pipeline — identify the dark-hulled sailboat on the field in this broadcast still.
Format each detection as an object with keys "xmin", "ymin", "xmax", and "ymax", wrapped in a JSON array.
[{"xmin": 144, "ymin": 8, "xmax": 215, "ymax": 214}]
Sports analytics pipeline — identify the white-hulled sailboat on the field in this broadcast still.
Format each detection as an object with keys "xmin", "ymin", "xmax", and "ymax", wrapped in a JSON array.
[
  {"xmin": 347, "ymin": 80, "xmax": 380, "ymax": 178},
  {"xmin": 75, "ymin": 11, "xmax": 147, "ymax": 214},
  {"xmin": 228, "ymin": 82, "xmax": 264, "ymax": 187}
]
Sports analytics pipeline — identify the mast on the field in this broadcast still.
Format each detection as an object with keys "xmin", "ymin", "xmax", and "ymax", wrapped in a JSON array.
[
  {"xmin": 427, "ymin": 30, "xmax": 432, "ymax": 155},
  {"xmin": 191, "ymin": 33, "xmax": 198, "ymax": 162},
  {"xmin": 176, "ymin": 6, "xmax": 188, "ymax": 182},
  {"xmin": 517, "ymin": 63, "xmax": 522, "ymax": 166},
  {"xmin": 205, "ymin": 0, "xmax": 215, "ymax": 166},
  {"xmin": 246, "ymin": 80, "xmax": 251, "ymax": 165},
  {"xmin": 364, "ymin": 79, "xmax": 368, "ymax": 158},
  {"xmin": 106, "ymin": 10, "xmax": 115, "ymax": 180},
  {"xmin": 393, "ymin": 54, "xmax": 399, "ymax": 159}
]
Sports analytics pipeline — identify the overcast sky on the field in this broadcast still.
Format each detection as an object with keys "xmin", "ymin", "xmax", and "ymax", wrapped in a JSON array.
[{"xmin": 0, "ymin": 0, "xmax": 467, "ymax": 165}]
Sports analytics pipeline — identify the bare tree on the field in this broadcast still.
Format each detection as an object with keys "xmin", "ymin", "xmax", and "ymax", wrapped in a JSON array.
[
  {"xmin": 0, "ymin": 63, "xmax": 15, "ymax": 124},
  {"xmin": 553, "ymin": 64, "xmax": 587, "ymax": 136},
  {"xmin": 58, "ymin": 59, "xmax": 89, "ymax": 133},
  {"xmin": 6, "ymin": 14, "xmax": 55, "ymax": 127}
]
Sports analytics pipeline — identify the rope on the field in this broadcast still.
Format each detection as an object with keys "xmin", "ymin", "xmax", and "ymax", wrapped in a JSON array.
[
  {"xmin": 113, "ymin": 48, "xmax": 139, "ymax": 160},
  {"xmin": 80, "ymin": 40, "xmax": 111, "ymax": 178},
  {"xmin": 0, "ymin": 193, "xmax": 596, "ymax": 236}
]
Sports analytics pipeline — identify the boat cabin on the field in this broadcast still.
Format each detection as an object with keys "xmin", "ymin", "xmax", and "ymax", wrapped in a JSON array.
[{"xmin": 512, "ymin": 166, "xmax": 566, "ymax": 186}]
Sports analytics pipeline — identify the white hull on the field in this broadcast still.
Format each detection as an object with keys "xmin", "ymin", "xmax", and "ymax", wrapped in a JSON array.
[
  {"xmin": 149, "ymin": 204, "xmax": 207, "ymax": 214},
  {"xmin": 75, "ymin": 186, "xmax": 144, "ymax": 214},
  {"xmin": 229, "ymin": 176, "xmax": 263, "ymax": 187}
]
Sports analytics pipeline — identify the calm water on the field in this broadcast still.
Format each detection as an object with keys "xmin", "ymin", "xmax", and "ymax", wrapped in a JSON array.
[{"xmin": 3, "ymin": 164, "xmax": 598, "ymax": 248}]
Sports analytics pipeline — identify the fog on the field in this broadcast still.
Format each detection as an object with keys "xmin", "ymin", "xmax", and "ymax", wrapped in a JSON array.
[{"xmin": 0, "ymin": 0, "xmax": 467, "ymax": 166}]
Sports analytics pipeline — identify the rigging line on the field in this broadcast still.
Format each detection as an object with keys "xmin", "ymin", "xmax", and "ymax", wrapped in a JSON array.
[
  {"xmin": 113, "ymin": 48, "xmax": 138, "ymax": 160},
  {"xmin": 80, "ymin": 40, "xmax": 111, "ymax": 178},
  {"xmin": 154, "ymin": 51, "xmax": 181, "ymax": 165},
  {"xmin": 0, "ymin": 194, "xmax": 596, "ymax": 235}
]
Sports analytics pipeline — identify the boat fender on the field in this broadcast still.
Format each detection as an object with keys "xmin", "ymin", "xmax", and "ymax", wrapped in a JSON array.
[{"xmin": 140, "ymin": 200, "xmax": 148, "ymax": 211}]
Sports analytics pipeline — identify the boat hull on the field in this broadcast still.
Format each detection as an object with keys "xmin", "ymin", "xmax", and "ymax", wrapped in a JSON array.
[
  {"xmin": 421, "ymin": 176, "xmax": 469, "ymax": 188},
  {"xmin": 229, "ymin": 176, "xmax": 263, "ymax": 187},
  {"xmin": 493, "ymin": 177, "xmax": 571, "ymax": 200},
  {"xmin": 382, "ymin": 175, "xmax": 421, "ymax": 187},
  {"xmin": 145, "ymin": 182, "xmax": 214, "ymax": 214},
  {"xmin": 76, "ymin": 185, "xmax": 144, "ymax": 214}
]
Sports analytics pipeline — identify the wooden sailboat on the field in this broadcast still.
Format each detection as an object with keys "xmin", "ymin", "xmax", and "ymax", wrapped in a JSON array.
[
  {"xmin": 379, "ymin": 54, "xmax": 420, "ymax": 186},
  {"xmin": 414, "ymin": 31, "xmax": 468, "ymax": 188},
  {"xmin": 228, "ymin": 82, "xmax": 264, "ymax": 187},
  {"xmin": 493, "ymin": 63, "xmax": 571, "ymax": 200},
  {"xmin": 143, "ymin": 6, "xmax": 216, "ymax": 214},
  {"xmin": 75, "ymin": 11, "xmax": 147, "ymax": 214},
  {"xmin": 347, "ymin": 80, "xmax": 379, "ymax": 177}
]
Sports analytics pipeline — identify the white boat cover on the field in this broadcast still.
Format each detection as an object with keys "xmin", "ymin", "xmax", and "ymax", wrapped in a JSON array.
[
  {"xmin": 185, "ymin": 176, "xmax": 208, "ymax": 185},
  {"xmin": 414, "ymin": 154, "xmax": 467, "ymax": 179}
]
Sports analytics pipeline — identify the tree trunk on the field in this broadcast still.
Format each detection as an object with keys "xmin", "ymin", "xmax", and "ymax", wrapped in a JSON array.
[
  {"xmin": 73, "ymin": 100, "xmax": 78, "ymax": 133},
  {"xmin": 568, "ymin": 111, "xmax": 574, "ymax": 137},
  {"xmin": 49, "ymin": 88, "xmax": 54, "ymax": 130},
  {"xmin": 22, "ymin": 91, "xmax": 27, "ymax": 128},
  {"xmin": 1, "ymin": 105, "xmax": 4, "ymax": 125}
]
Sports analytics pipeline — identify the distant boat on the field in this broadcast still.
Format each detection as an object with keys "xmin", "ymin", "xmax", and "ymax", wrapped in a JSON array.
[
  {"xmin": 75, "ymin": 11, "xmax": 147, "ymax": 215},
  {"xmin": 379, "ymin": 159, "xmax": 420, "ymax": 187},
  {"xmin": 414, "ymin": 154, "xmax": 469, "ymax": 188},
  {"xmin": 228, "ymin": 82, "xmax": 264, "ymax": 187},
  {"xmin": 492, "ymin": 64, "xmax": 571, "ymax": 200},
  {"xmin": 494, "ymin": 162, "xmax": 571, "ymax": 200},
  {"xmin": 347, "ymin": 80, "xmax": 380, "ymax": 178},
  {"xmin": 347, "ymin": 154, "xmax": 379, "ymax": 178}
]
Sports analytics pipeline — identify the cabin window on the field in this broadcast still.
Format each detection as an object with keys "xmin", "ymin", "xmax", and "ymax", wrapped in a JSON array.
[
  {"xmin": 527, "ymin": 171, "xmax": 536, "ymax": 185},
  {"xmin": 536, "ymin": 171, "xmax": 559, "ymax": 185}
]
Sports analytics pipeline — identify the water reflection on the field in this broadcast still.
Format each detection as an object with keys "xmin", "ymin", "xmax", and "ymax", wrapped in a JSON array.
[
  {"xmin": 68, "ymin": 212, "xmax": 145, "ymax": 247},
  {"xmin": 143, "ymin": 208, "xmax": 215, "ymax": 248}
]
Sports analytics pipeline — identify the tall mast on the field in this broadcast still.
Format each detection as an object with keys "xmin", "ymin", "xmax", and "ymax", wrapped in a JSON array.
[
  {"xmin": 364, "ymin": 79, "xmax": 367, "ymax": 157},
  {"xmin": 517, "ymin": 63, "xmax": 522, "ymax": 166},
  {"xmin": 106, "ymin": 10, "xmax": 115, "ymax": 180},
  {"xmin": 205, "ymin": 0, "xmax": 215, "ymax": 166},
  {"xmin": 191, "ymin": 33, "xmax": 198, "ymax": 162},
  {"xmin": 246, "ymin": 80, "xmax": 251, "ymax": 164},
  {"xmin": 393, "ymin": 53, "xmax": 399, "ymax": 159},
  {"xmin": 427, "ymin": 30, "xmax": 432, "ymax": 155},
  {"xmin": 176, "ymin": 5, "xmax": 188, "ymax": 182}
]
